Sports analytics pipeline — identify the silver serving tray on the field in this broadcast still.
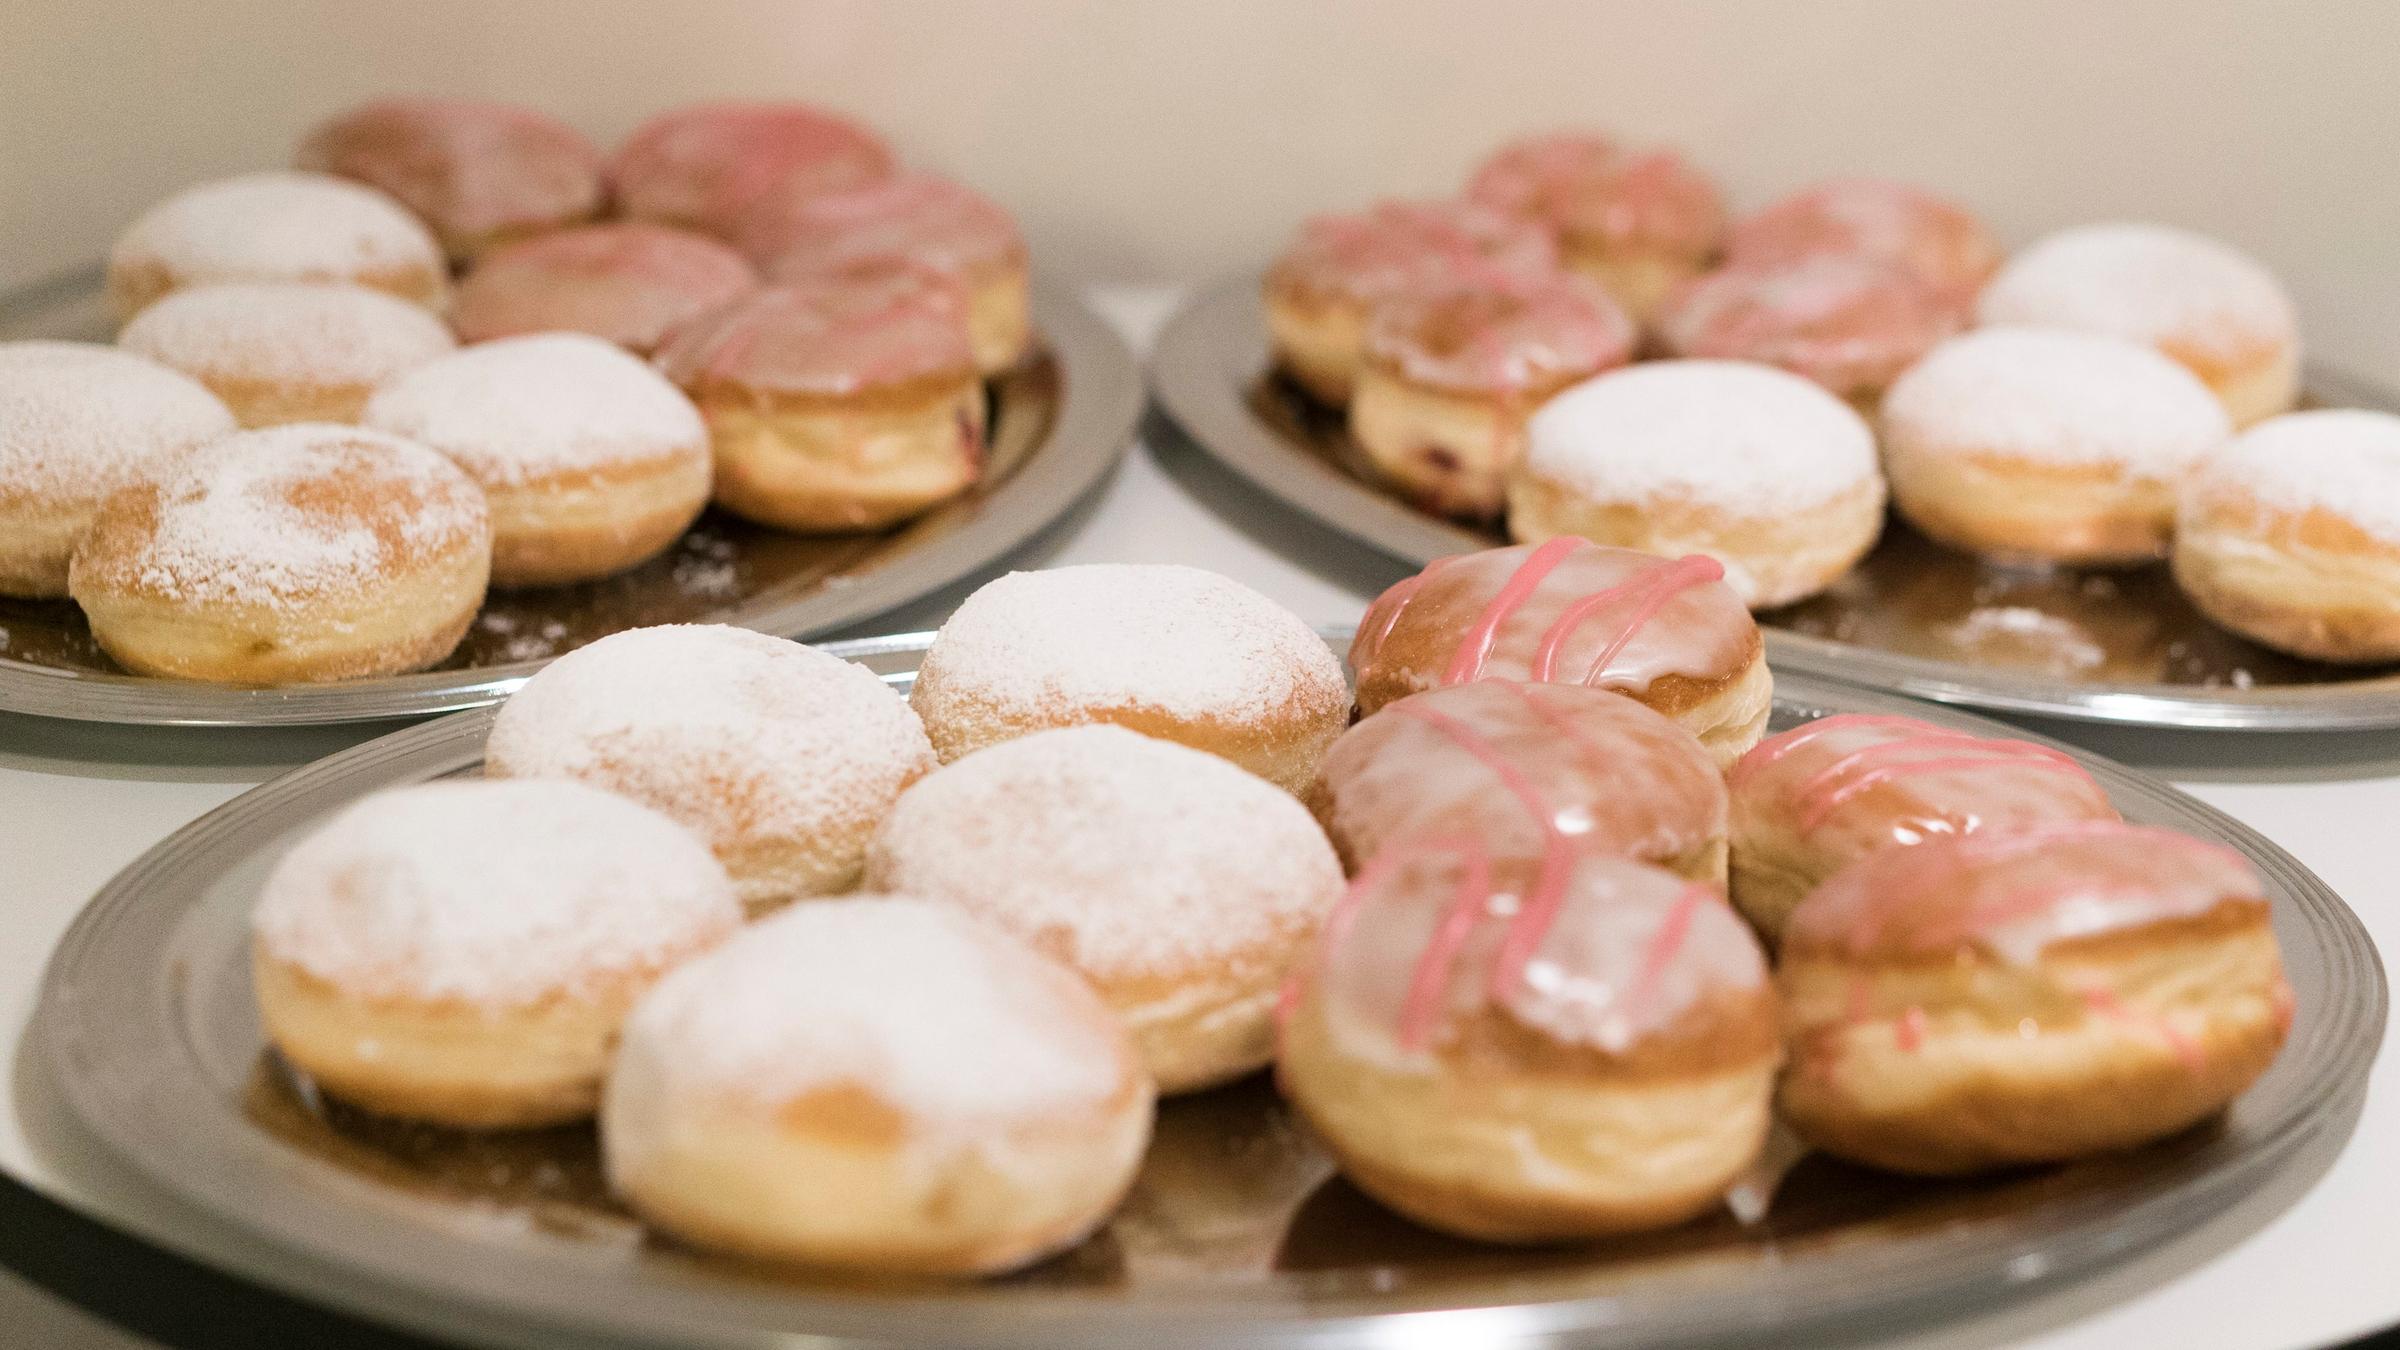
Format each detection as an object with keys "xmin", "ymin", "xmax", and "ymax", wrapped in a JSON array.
[
  {"xmin": 32, "ymin": 629, "xmax": 2384, "ymax": 1350},
  {"xmin": 0, "ymin": 272, "xmax": 1140, "ymax": 727},
  {"xmin": 1150, "ymin": 275, "xmax": 2400, "ymax": 731}
]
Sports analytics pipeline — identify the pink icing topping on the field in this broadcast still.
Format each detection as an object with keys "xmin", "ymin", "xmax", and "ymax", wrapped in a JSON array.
[
  {"xmin": 1658, "ymin": 254, "xmax": 1961, "ymax": 399},
  {"xmin": 751, "ymin": 172, "xmax": 1025, "ymax": 276},
  {"xmin": 1269, "ymin": 198, "xmax": 1558, "ymax": 306},
  {"xmin": 452, "ymin": 223, "xmax": 758, "ymax": 353},
  {"xmin": 609, "ymin": 101, "xmax": 895, "ymax": 237},
  {"xmin": 1361, "ymin": 266, "xmax": 1634, "ymax": 395},
  {"xmin": 295, "ymin": 98, "xmax": 604, "ymax": 248},
  {"xmin": 1466, "ymin": 133, "xmax": 1727, "ymax": 257},
  {"xmin": 652, "ymin": 262, "xmax": 975, "ymax": 398},
  {"xmin": 1726, "ymin": 178, "xmax": 2000, "ymax": 305}
]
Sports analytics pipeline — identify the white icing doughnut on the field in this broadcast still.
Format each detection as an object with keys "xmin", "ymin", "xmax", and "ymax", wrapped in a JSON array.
[
  {"xmin": 2187, "ymin": 409, "xmax": 2400, "ymax": 544},
  {"xmin": 118, "ymin": 282, "xmax": 457, "ymax": 426},
  {"xmin": 1886, "ymin": 328, "xmax": 2230, "ymax": 471},
  {"xmin": 1977, "ymin": 223, "xmax": 2297, "ymax": 365},
  {"xmin": 109, "ymin": 171, "xmax": 447, "ymax": 316},
  {"xmin": 363, "ymin": 333, "xmax": 705, "ymax": 487}
]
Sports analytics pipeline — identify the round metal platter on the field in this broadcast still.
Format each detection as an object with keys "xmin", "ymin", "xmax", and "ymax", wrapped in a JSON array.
[
  {"xmin": 1149, "ymin": 275, "xmax": 2400, "ymax": 731},
  {"xmin": 32, "ymin": 630, "xmax": 2385, "ymax": 1350},
  {"xmin": 0, "ymin": 272, "xmax": 1141, "ymax": 726}
]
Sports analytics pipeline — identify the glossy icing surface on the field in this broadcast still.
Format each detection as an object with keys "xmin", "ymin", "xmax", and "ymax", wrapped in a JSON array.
[
  {"xmin": 1361, "ymin": 268, "xmax": 1633, "ymax": 395},
  {"xmin": 1267, "ymin": 199, "xmax": 1558, "ymax": 308},
  {"xmin": 1466, "ymin": 133, "xmax": 1726, "ymax": 257},
  {"xmin": 652, "ymin": 263, "xmax": 975, "ymax": 398}
]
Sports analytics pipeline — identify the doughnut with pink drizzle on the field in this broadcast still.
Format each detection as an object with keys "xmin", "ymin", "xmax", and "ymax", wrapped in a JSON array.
[
  {"xmin": 453, "ymin": 223, "xmax": 758, "ymax": 356},
  {"xmin": 1464, "ymin": 131, "xmax": 1728, "ymax": 327},
  {"xmin": 1276, "ymin": 847, "xmax": 1777, "ymax": 1241},
  {"xmin": 1777, "ymin": 821, "xmax": 2291, "ymax": 1175},
  {"xmin": 296, "ymin": 98, "xmax": 606, "ymax": 262},
  {"xmin": 1727, "ymin": 713, "xmax": 2119, "ymax": 944},
  {"xmin": 1350, "ymin": 540, "xmax": 1768, "ymax": 768},
  {"xmin": 1656, "ymin": 254, "xmax": 1961, "ymax": 411},
  {"xmin": 608, "ymin": 101, "xmax": 894, "ymax": 243},
  {"xmin": 1725, "ymin": 178, "xmax": 2001, "ymax": 313}
]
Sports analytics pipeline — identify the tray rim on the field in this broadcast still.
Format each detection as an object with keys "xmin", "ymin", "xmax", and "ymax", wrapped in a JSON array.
[
  {"xmin": 30, "ymin": 628, "xmax": 2387, "ymax": 1350},
  {"xmin": 1148, "ymin": 273, "xmax": 2400, "ymax": 732},
  {"xmin": 0, "ymin": 274, "xmax": 1141, "ymax": 729}
]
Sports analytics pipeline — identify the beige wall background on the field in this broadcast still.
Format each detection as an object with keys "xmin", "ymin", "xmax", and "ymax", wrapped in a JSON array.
[{"xmin": 5, "ymin": 0, "xmax": 2395, "ymax": 370}]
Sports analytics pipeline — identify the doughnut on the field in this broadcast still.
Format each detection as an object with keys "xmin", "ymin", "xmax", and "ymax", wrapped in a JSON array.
[
  {"xmin": 1725, "ymin": 178, "xmax": 2001, "ymax": 310},
  {"xmin": 866, "ymin": 724, "xmax": 1344, "ymax": 1094},
  {"xmin": 1277, "ymin": 850, "xmax": 1777, "ymax": 1241},
  {"xmin": 107, "ymin": 171, "xmax": 447, "ymax": 320},
  {"xmin": 1350, "ymin": 539, "xmax": 1769, "ymax": 767},
  {"xmin": 1777, "ymin": 822, "xmax": 2292, "ymax": 1175},
  {"xmin": 0, "ymin": 342, "xmax": 235, "ymax": 598},
  {"xmin": 651, "ymin": 265, "xmax": 984, "ymax": 532},
  {"xmin": 759, "ymin": 173, "xmax": 1032, "ymax": 375},
  {"xmin": 362, "ymin": 334, "xmax": 711, "ymax": 587},
  {"xmin": 601, "ymin": 896, "xmax": 1152, "ymax": 1275},
  {"xmin": 909, "ymin": 564, "xmax": 1350, "ymax": 793},
  {"xmin": 451, "ymin": 223, "xmax": 759, "ymax": 355},
  {"xmin": 1348, "ymin": 268, "xmax": 1634, "ymax": 520},
  {"xmin": 1881, "ymin": 327, "xmax": 2232, "ymax": 566},
  {"xmin": 1465, "ymin": 132, "xmax": 1727, "ymax": 328},
  {"xmin": 1263, "ymin": 199, "xmax": 1558, "ymax": 407},
  {"xmin": 2173, "ymin": 409, "xmax": 2400, "ymax": 663},
  {"xmin": 252, "ymin": 778, "xmax": 741, "ymax": 1129},
  {"xmin": 485, "ymin": 624, "xmax": 936, "ymax": 914},
  {"xmin": 69, "ymin": 423, "xmax": 491, "ymax": 683},
  {"xmin": 1727, "ymin": 713, "xmax": 2120, "ymax": 946},
  {"xmin": 608, "ymin": 101, "xmax": 895, "ymax": 242},
  {"xmin": 1511, "ymin": 360, "xmax": 1886, "ymax": 609},
  {"xmin": 116, "ymin": 281, "xmax": 457, "ymax": 428},
  {"xmin": 1655, "ymin": 255, "xmax": 1960, "ymax": 411},
  {"xmin": 1309, "ymin": 678, "xmax": 1730, "ymax": 890},
  {"xmin": 294, "ymin": 97, "xmax": 606, "ymax": 262},
  {"xmin": 1976, "ymin": 223, "xmax": 2300, "ymax": 427}
]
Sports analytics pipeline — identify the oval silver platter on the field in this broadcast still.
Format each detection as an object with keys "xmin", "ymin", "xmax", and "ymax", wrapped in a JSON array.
[
  {"xmin": 1150, "ymin": 275, "xmax": 2400, "ymax": 731},
  {"xmin": 0, "ymin": 271, "xmax": 1140, "ymax": 727},
  {"xmin": 32, "ymin": 629, "xmax": 2385, "ymax": 1350}
]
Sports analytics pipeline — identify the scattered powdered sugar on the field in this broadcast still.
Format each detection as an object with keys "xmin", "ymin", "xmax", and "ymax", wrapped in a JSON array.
[
  {"xmin": 868, "ymin": 725, "xmax": 1343, "ymax": 977},
  {"xmin": 2188, "ymin": 409, "xmax": 2400, "ymax": 543},
  {"xmin": 1976, "ymin": 222, "xmax": 2298, "ymax": 361},
  {"xmin": 118, "ymin": 282, "xmax": 457, "ymax": 387},
  {"xmin": 609, "ymin": 897, "xmax": 1126, "ymax": 1123},
  {"xmin": 913, "ymin": 564, "xmax": 1348, "ymax": 724},
  {"xmin": 1883, "ymin": 327, "xmax": 2231, "ymax": 471},
  {"xmin": 1524, "ymin": 359, "xmax": 1879, "ymax": 510},
  {"xmin": 0, "ymin": 341, "xmax": 234, "ymax": 501},
  {"xmin": 111, "ymin": 171, "xmax": 443, "ymax": 284},
  {"xmin": 485, "ymin": 624, "xmax": 935, "ymax": 857},
  {"xmin": 252, "ymin": 778, "xmax": 740, "ymax": 1005},
  {"xmin": 363, "ymin": 333, "xmax": 706, "ymax": 486},
  {"xmin": 81, "ymin": 423, "xmax": 488, "ymax": 609}
]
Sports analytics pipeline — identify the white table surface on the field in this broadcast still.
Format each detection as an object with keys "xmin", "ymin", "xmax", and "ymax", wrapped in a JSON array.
[{"xmin": 0, "ymin": 287, "xmax": 2392, "ymax": 1349}]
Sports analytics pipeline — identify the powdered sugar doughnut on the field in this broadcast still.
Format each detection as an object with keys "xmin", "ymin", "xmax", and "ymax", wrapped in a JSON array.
[
  {"xmin": 452, "ymin": 223, "xmax": 759, "ymax": 355},
  {"xmin": 1349, "ymin": 269, "xmax": 1634, "ymax": 520},
  {"xmin": 910, "ymin": 564, "xmax": 1350, "ymax": 792},
  {"xmin": 1779, "ymin": 822, "xmax": 2290, "ymax": 1175},
  {"xmin": 1976, "ymin": 223, "xmax": 2300, "ymax": 427},
  {"xmin": 602, "ymin": 896, "xmax": 1151, "ymax": 1274},
  {"xmin": 609, "ymin": 101, "xmax": 895, "ymax": 242},
  {"xmin": 867, "ymin": 725, "xmax": 1344, "ymax": 1093},
  {"xmin": 1510, "ymin": 360, "xmax": 1886, "ymax": 608},
  {"xmin": 254, "ymin": 778, "xmax": 740, "ymax": 1128},
  {"xmin": 1264, "ymin": 199, "xmax": 1559, "ymax": 406},
  {"xmin": 1465, "ymin": 132, "xmax": 1728, "ymax": 327},
  {"xmin": 1278, "ymin": 850, "xmax": 1776, "ymax": 1241},
  {"xmin": 107, "ymin": 171, "xmax": 447, "ymax": 320},
  {"xmin": 759, "ymin": 173, "xmax": 1031, "ymax": 374},
  {"xmin": 1882, "ymin": 327, "xmax": 2232, "ymax": 565},
  {"xmin": 1726, "ymin": 178, "xmax": 2001, "ymax": 308},
  {"xmin": 486, "ymin": 624, "xmax": 936, "ymax": 912},
  {"xmin": 0, "ymin": 342, "xmax": 235, "ymax": 597},
  {"xmin": 2173, "ymin": 410, "xmax": 2400, "ymax": 662},
  {"xmin": 363, "ymin": 334, "xmax": 711, "ymax": 586},
  {"xmin": 1657, "ymin": 255, "xmax": 1960, "ymax": 410},
  {"xmin": 69, "ymin": 423, "xmax": 492, "ymax": 682},
  {"xmin": 118, "ymin": 282, "xmax": 457, "ymax": 427},
  {"xmin": 296, "ymin": 98, "xmax": 606, "ymax": 261}
]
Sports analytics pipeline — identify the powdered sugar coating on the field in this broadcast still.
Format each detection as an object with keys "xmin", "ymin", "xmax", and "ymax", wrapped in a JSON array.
[
  {"xmin": 1466, "ymin": 133, "xmax": 1726, "ymax": 257},
  {"xmin": 608, "ymin": 897, "xmax": 1131, "ymax": 1123},
  {"xmin": 1884, "ymin": 327, "xmax": 2231, "ymax": 472},
  {"xmin": 2183, "ymin": 409, "xmax": 2400, "ymax": 543},
  {"xmin": 363, "ymin": 334, "xmax": 707, "ymax": 487},
  {"xmin": 252, "ymin": 778, "xmax": 741, "ymax": 1006},
  {"xmin": 1362, "ymin": 268, "xmax": 1635, "ymax": 395},
  {"xmin": 1268, "ymin": 199, "xmax": 1560, "ymax": 307},
  {"xmin": 868, "ymin": 725, "xmax": 1343, "ymax": 977},
  {"xmin": 1657, "ymin": 255, "xmax": 1961, "ymax": 399},
  {"xmin": 295, "ymin": 98, "xmax": 605, "ymax": 254},
  {"xmin": 1524, "ymin": 359, "xmax": 1879, "ymax": 511},
  {"xmin": 110, "ymin": 171, "xmax": 443, "ymax": 295},
  {"xmin": 119, "ymin": 282, "xmax": 456, "ymax": 389},
  {"xmin": 753, "ymin": 172, "xmax": 1025, "ymax": 277},
  {"xmin": 71, "ymin": 422, "xmax": 489, "ymax": 610},
  {"xmin": 1976, "ymin": 223, "xmax": 2298, "ymax": 364},
  {"xmin": 913, "ymin": 564, "xmax": 1348, "ymax": 728},
  {"xmin": 485, "ymin": 625, "xmax": 936, "ymax": 901},
  {"xmin": 452, "ymin": 223, "xmax": 758, "ymax": 353},
  {"xmin": 0, "ymin": 341, "xmax": 235, "ymax": 506}
]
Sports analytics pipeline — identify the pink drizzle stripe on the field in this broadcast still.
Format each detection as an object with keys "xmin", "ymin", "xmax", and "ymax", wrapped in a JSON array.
[
  {"xmin": 1530, "ymin": 553, "xmax": 1724, "ymax": 686},
  {"xmin": 1444, "ymin": 536, "xmax": 1584, "ymax": 684}
]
